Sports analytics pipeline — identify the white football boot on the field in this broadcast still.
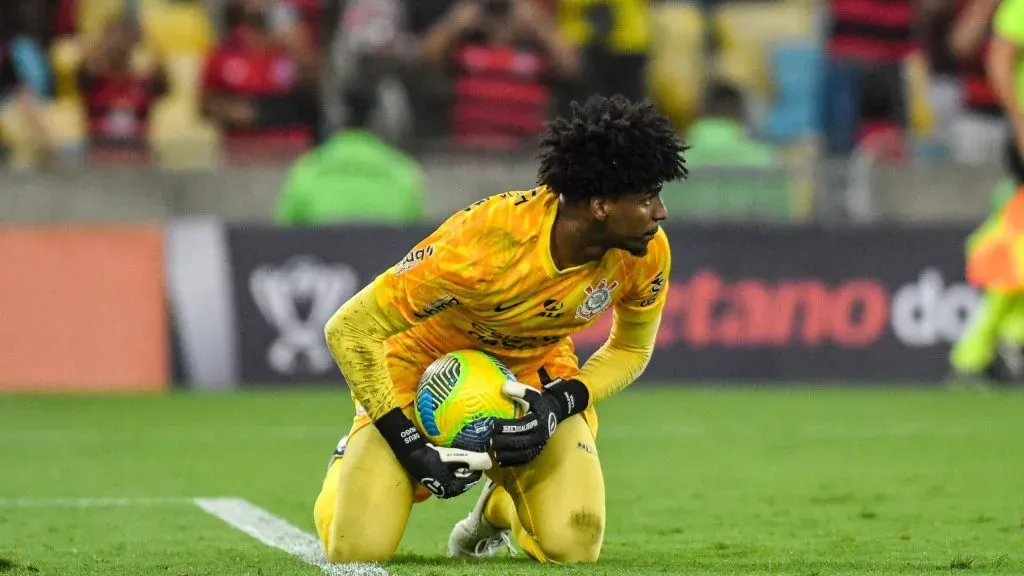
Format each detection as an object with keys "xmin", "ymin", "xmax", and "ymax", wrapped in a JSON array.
[{"xmin": 446, "ymin": 478, "xmax": 517, "ymax": 558}]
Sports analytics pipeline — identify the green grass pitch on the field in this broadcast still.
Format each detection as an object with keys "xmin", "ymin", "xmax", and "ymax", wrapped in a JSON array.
[{"xmin": 0, "ymin": 385, "xmax": 1022, "ymax": 575}]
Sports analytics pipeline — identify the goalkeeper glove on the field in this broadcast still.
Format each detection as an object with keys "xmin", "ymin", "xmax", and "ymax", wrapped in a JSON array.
[
  {"xmin": 375, "ymin": 408, "xmax": 491, "ymax": 499},
  {"xmin": 488, "ymin": 378, "xmax": 590, "ymax": 468}
]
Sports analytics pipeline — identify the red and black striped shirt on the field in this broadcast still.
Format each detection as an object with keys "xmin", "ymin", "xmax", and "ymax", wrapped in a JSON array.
[
  {"xmin": 450, "ymin": 41, "xmax": 550, "ymax": 151},
  {"xmin": 79, "ymin": 67, "xmax": 166, "ymax": 144},
  {"xmin": 828, "ymin": 0, "xmax": 917, "ymax": 62}
]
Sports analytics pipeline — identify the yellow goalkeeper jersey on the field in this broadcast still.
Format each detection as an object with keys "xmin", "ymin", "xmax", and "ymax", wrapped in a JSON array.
[{"xmin": 366, "ymin": 186, "xmax": 670, "ymax": 409}]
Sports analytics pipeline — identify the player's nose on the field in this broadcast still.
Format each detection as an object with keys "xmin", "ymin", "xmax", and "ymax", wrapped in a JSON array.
[{"xmin": 652, "ymin": 196, "xmax": 668, "ymax": 222}]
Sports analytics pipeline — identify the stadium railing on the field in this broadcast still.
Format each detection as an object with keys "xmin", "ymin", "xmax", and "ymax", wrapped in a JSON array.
[{"xmin": 0, "ymin": 154, "xmax": 1002, "ymax": 225}]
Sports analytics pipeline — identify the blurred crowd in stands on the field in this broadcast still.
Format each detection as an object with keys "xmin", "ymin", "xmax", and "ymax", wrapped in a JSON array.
[{"xmin": 0, "ymin": 0, "xmax": 1016, "ymax": 223}]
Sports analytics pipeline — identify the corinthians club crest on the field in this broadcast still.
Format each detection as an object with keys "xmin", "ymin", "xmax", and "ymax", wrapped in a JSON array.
[{"xmin": 576, "ymin": 279, "xmax": 620, "ymax": 321}]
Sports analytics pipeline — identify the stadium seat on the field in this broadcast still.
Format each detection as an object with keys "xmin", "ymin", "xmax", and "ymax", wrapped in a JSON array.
[
  {"xmin": 140, "ymin": 0, "xmax": 215, "ymax": 57},
  {"xmin": 44, "ymin": 99, "xmax": 87, "ymax": 146},
  {"xmin": 150, "ymin": 99, "xmax": 220, "ymax": 170},
  {"xmin": 0, "ymin": 98, "xmax": 86, "ymax": 168},
  {"xmin": 77, "ymin": 0, "xmax": 126, "ymax": 37},
  {"xmin": 712, "ymin": 3, "xmax": 815, "ymax": 99},
  {"xmin": 648, "ymin": 2, "xmax": 706, "ymax": 129},
  {"xmin": 50, "ymin": 38, "xmax": 83, "ymax": 100},
  {"xmin": 148, "ymin": 48, "xmax": 217, "ymax": 169},
  {"xmin": 165, "ymin": 55, "xmax": 203, "ymax": 107},
  {"xmin": 763, "ymin": 43, "xmax": 823, "ymax": 142}
]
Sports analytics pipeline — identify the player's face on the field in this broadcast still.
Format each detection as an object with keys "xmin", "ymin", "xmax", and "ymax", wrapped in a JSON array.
[{"xmin": 599, "ymin": 189, "xmax": 668, "ymax": 257}]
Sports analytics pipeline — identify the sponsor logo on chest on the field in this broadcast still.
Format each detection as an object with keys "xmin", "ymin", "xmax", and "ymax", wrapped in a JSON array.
[
  {"xmin": 394, "ymin": 245, "xmax": 434, "ymax": 275},
  {"xmin": 414, "ymin": 294, "xmax": 460, "ymax": 319},
  {"xmin": 537, "ymin": 298, "xmax": 565, "ymax": 318}
]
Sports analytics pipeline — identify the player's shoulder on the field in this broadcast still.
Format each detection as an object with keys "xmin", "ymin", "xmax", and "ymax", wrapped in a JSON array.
[
  {"xmin": 460, "ymin": 188, "xmax": 551, "ymax": 226},
  {"xmin": 649, "ymin": 227, "xmax": 671, "ymax": 259},
  {"xmin": 443, "ymin": 187, "xmax": 554, "ymax": 249}
]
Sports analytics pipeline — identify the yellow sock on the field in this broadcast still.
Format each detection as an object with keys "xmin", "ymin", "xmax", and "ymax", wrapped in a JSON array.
[
  {"xmin": 483, "ymin": 484, "xmax": 517, "ymax": 530},
  {"xmin": 483, "ymin": 479, "xmax": 559, "ymax": 563}
]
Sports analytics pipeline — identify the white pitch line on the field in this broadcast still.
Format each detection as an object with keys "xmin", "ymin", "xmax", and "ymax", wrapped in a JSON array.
[
  {"xmin": 195, "ymin": 497, "xmax": 390, "ymax": 576},
  {"xmin": 0, "ymin": 496, "xmax": 196, "ymax": 508}
]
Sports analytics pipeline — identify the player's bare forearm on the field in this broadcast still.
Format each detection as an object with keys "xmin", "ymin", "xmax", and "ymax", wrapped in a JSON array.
[
  {"xmin": 951, "ymin": 0, "xmax": 1000, "ymax": 59},
  {"xmin": 575, "ymin": 312, "xmax": 661, "ymax": 403},
  {"xmin": 986, "ymin": 37, "xmax": 1024, "ymax": 132},
  {"xmin": 323, "ymin": 283, "xmax": 407, "ymax": 421}
]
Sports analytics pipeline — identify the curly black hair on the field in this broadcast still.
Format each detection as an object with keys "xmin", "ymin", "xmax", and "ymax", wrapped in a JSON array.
[{"xmin": 537, "ymin": 95, "xmax": 688, "ymax": 201}]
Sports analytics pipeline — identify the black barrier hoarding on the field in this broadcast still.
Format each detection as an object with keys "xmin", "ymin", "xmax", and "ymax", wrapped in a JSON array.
[
  {"xmin": 224, "ymin": 224, "xmax": 979, "ymax": 384},
  {"xmin": 572, "ymin": 227, "xmax": 980, "ymax": 382},
  {"xmin": 227, "ymin": 225, "xmax": 434, "ymax": 384}
]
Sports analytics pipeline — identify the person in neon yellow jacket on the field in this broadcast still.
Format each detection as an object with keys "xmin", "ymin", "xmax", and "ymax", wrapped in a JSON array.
[
  {"xmin": 950, "ymin": 0, "xmax": 1024, "ymax": 382},
  {"xmin": 276, "ymin": 89, "xmax": 424, "ymax": 226}
]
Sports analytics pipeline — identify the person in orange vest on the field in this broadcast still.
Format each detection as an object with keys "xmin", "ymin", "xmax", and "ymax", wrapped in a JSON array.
[{"xmin": 949, "ymin": 0, "xmax": 1024, "ymax": 383}]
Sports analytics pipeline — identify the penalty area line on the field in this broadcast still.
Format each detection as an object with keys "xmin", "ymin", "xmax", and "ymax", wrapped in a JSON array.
[{"xmin": 194, "ymin": 497, "xmax": 391, "ymax": 576}]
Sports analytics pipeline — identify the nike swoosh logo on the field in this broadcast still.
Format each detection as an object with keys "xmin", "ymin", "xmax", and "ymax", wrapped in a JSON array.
[{"xmin": 494, "ymin": 301, "xmax": 527, "ymax": 313}]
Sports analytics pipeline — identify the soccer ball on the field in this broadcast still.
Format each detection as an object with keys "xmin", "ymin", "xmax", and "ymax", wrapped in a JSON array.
[{"xmin": 414, "ymin": 350, "xmax": 522, "ymax": 452}]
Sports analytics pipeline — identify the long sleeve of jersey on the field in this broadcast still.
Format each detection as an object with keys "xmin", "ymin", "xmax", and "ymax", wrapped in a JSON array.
[
  {"xmin": 323, "ymin": 209, "xmax": 483, "ymax": 421},
  {"xmin": 324, "ymin": 283, "xmax": 409, "ymax": 420},
  {"xmin": 575, "ymin": 310, "xmax": 661, "ymax": 402},
  {"xmin": 575, "ymin": 230, "xmax": 671, "ymax": 403}
]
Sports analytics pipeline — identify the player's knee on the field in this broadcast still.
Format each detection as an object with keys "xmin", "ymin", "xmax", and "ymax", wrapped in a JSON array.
[
  {"xmin": 316, "ymin": 493, "xmax": 397, "ymax": 563},
  {"xmin": 324, "ymin": 534, "xmax": 395, "ymax": 564},
  {"xmin": 536, "ymin": 509, "xmax": 604, "ymax": 564}
]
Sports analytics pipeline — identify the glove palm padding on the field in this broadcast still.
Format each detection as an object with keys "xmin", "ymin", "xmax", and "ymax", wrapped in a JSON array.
[{"xmin": 489, "ymin": 381, "xmax": 561, "ymax": 467}]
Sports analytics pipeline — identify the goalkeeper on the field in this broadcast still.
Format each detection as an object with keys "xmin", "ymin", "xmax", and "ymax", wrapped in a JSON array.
[{"xmin": 314, "ymin": 95, "xmax": 688, "ymax": 564}]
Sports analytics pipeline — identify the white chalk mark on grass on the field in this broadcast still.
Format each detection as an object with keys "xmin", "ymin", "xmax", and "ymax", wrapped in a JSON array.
[
  {"xmin": 0, "ymin": 496, "xmax": 196, "ymax": 508},
  {"xmin": 195, "ymin": 497, "xmax": 390, "ymax": 576}
]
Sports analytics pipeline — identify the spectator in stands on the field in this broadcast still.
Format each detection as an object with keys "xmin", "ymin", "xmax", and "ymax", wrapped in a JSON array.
[
  {"xmin": 822, "ymin": 0, "xmax": 918, "ymax": 157},
  {"xmin": 950, "ymin": 0, "xmax": 1005, "ymax": 165},
  {"xmin": 201, "ymin": 0, "xmax": 321, "ymax": 157},
  {"xmin": 415, "ymin": 0, "xmax": 579, "ymax": 151},
  {"xmin": 15, "ymin": 0, "xmax": 60, "ymax": 45},
  {"xmin": 320, "ymin": 0, "xmax": 412, "ymax": 142},
  {"xmin": 284, "ymin": 0, "xmax": 327, "ymax": 47},
  {"xmin": 247, "ymin": 0, "xmax": 320, "ymax": 80},
  {"xmin": 208, "ymin": 0, "xmax": 320, "ymax": 71},
  {"xmin": 854, "ymin": 68, "xmax": 908, "ymax": 159},
  {"xmin": 0, "ymin": 2, "xmax": 55, "ymax": 166},
  {"xmin": 275, "ymin": 84, "xmax": 423, "ymax": 225},
  {"xmin": 922, "ymin": 0, "xmax": 966, "ymax": 154},
  {"xmin": 684, "ymin": 80, "xmax": 778, "ymax": 167},
  {"xmin": 54, "ymin": 0, "xmax": 78, "ymax": 37},
  {"xmin": 76, "ymin": 16, "xmax": 168, "ymax": 161},
  {"xmin": 555, "ymin": 0, "xmax": 649, "ymax": 110},
  {"xmin": 667, "ymin": 80, "xmax": 791, "ymax": 220}
]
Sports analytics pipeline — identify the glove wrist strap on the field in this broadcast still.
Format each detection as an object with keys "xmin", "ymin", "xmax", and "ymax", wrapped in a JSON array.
[
  {"xmin": 544, "ymin": 378, "xmax": 590, "ymax": 422},
  {"xmin": 374, "ymin": 407, "xmax": 426, "ymax": 457}
]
